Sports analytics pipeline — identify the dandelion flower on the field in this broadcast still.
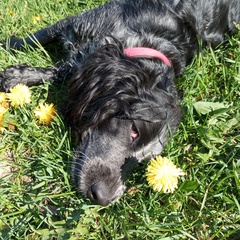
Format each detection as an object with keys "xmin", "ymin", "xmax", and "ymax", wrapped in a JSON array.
[
  {"xmin": 8, "ymin": 84, "xmax": 31, "ymax": 107},
  {"xmin": 34, "ymin": 103, "xmax": 56, "ymax": 124},
  {"xmin": 32, "ymin": 14, "xmax": 42, "ymax": 24},
  {"xmin": 0, "ymin": 106, "xmax": 8, "ymax": 116},
  {"xmin": 0, "ymin": 92, "xmax": 9, "ymax": 109},
  {"xmin": 146, "ymin": 155, "xmax": 185, "ymax": 193},
  {"xmin": 8, "ymin": 10, "xmax": 14, "ymax": 16},
  {"xmin": 0, "ymin": 93, "xmax": 7, "ymax": 102}
]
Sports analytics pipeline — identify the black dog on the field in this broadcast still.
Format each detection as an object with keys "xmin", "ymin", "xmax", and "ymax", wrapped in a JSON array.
[{"xmin": 0, "ymin": 0, "xmax": 239, "ymax": 206}]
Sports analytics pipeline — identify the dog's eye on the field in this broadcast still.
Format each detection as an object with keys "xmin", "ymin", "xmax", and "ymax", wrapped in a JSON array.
[{"xmin": 130, "ymin": 124, "xmax": 139, "ymax": 141}]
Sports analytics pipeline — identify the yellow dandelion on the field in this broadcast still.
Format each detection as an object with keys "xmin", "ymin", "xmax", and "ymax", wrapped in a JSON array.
[
  {"xmin": 8, "ymin": 84, "xmax": 31, "ymax": 107},
  {"xmin": 146, "ymin": 155, "xmax": 185, "ymax": 193},
  {"xmin": 0, "ymin": 106, "xmax": 8, "ymax": 116},
  {"xmin": 34, "ymin": 103, "xmax": 56, "ymax": 124},
  {"xmin": 0, "ymin": 92, "xmax": 9, "ymax": 109},
  {"xmin": 8, "ymin": 10, "xmax": 14, "ymax": 16},
  {"xmin": 32, "ymin": 14, "xmax": 42, "ymax": 24}
]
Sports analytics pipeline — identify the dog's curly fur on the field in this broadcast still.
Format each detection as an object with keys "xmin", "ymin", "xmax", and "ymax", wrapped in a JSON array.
[{"xmin": 1, "ymin": 0, "xmax": 239, "ymax": 206}]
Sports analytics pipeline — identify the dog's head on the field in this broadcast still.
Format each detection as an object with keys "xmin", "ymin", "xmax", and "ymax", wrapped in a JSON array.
[{"xmin": 65, "ymin": 43, "xmax": 181, "ymax": 206}]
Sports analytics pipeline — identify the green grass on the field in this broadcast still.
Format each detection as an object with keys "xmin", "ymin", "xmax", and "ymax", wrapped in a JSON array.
[{"xmin": 0, "ymin": 1, "xmax": 239, "ymax": 239}]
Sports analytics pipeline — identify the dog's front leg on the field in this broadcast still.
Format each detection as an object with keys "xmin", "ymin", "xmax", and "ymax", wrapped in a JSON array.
[
  {"xmin": 3, "ymin": 1, "xmax": 118, "ymax": 50},
  {"xmin": 0, "ymin": 64, "xmax": 57, "ymax": 92}
]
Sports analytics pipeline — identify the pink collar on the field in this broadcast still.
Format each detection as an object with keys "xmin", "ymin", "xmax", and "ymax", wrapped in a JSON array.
[{"xmin": 124, "ymin": 47, "xmax": 171, "ymax": 66}]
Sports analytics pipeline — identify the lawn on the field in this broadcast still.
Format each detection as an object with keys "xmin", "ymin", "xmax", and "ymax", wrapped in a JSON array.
[{"xmin": 0, "ymin": 0, "xmax": 239, "ymax": 239}]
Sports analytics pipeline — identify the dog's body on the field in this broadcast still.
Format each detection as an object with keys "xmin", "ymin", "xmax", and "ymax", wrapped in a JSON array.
[{"xmin": 1, "ymin": 0, "xmax": 239, "ymax": 206}]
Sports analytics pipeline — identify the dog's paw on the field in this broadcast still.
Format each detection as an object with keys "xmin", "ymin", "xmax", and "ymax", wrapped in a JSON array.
[
  {"xmin": 0, "ymin": 37, "xmax": 25, "ymax": 50},
  {"xmin": 0, "ymin": 64, "xmax": 57, "ymax": 92},
  {"xmin": 0, "ymin": 64, "xmax": 27, "ymax": 91}
]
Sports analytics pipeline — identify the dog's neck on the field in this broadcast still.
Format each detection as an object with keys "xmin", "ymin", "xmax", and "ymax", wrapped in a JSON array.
[{"xmin": 124, "ymin": 47, "xmax": 171, "ymax": 66}]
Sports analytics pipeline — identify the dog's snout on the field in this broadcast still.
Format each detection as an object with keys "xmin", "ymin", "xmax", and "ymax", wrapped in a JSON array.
[{"xmin": 87, "ymin": 182, "xmax": 110, "ymax": 206}]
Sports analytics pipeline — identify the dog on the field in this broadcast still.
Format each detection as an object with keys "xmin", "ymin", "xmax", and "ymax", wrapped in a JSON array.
[{"xmin": 0, "ymin": 0, "xmax": 239, "ymax": 206}]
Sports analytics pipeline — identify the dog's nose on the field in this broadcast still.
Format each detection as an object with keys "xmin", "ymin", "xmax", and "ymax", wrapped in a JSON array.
[{"xmin": 87, "ymin": 182, "xmax": 110, "ymax": 206}]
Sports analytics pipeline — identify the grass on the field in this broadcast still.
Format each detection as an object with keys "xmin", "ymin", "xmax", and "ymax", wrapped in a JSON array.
[{"xmin": 0, "ymin": 0, "xmax": 239, "ymax": 239}]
